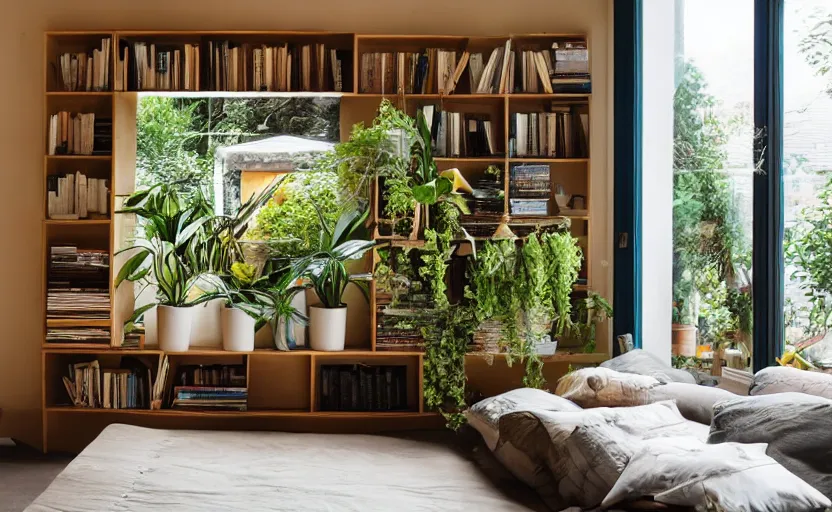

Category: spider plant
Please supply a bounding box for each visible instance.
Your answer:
[293,205,375,309]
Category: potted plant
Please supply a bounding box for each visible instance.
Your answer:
[294,206,375,351]
[219,262,267,352]
[572,292,614,354]
[253,268,310,351]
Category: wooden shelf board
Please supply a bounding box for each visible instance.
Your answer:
[43,347,159,355]
[510,214,590,221]
[46,319,111,328]
[434,157,505,163]
[131,90,348,98]
[347,93,590,100]
[46,91,113,96]
[573,284,590,292]
[45,219,111,226]
[162,348,423,357]
[508,158,589,163]
[44,406,436,419]
[466,351,607,363]
[45,155,112,161]
[508,93,591,99]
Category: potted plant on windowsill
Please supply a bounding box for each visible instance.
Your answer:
[294,206,375,351]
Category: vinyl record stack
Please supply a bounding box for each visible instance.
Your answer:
[509,164,550,216]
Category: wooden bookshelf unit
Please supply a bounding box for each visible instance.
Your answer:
[42,31,605,453]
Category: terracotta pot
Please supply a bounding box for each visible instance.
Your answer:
[671,324,697,357]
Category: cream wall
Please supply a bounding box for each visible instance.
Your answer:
[0,0,613,449]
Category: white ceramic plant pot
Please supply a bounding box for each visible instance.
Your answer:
[189,298,224,348]
[309,305,347,351]
[156,305,193,352]
[221,307,256,352]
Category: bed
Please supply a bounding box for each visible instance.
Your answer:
[26,424,546,511]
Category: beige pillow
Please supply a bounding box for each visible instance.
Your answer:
[496,401,696,510]
[603,437,831,511]
[555,367,659,408]
[465,387,581,450]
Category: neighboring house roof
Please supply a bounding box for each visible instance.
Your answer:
[215,135,335,171]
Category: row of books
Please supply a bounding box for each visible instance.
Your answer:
[174,364,246,387]
[46,327,110,345]
[47,172,109,220]
[118,40,348,92]
[47,112,112,156]
[62,359,152,409]
[319,364,409,411]
[56,37,111,92]
[419,105,497,158]
[375,302,430,353]
[47,246,110,320]
[357,39,589,95]
[509,107,589,158]
[359,49,459,94]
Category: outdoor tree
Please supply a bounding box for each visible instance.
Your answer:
[673,61,750,349]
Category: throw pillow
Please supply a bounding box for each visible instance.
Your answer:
[496,401,696,510]
[555,367,659,408]
[709,392,832,499]
[751,366,832,400]
[601,349,697,384]
[465,387,580,450]
[602,437,831,511]
[648,382,736,425]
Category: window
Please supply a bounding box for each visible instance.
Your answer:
[783,1,832,363]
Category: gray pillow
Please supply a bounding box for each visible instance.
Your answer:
[496,401,697,510]
[751,366,832,399]
[708,392,832,499]
[465,387,580,450]
[648,382,737,425]
[603,437,831,511]
[601,349,697,384]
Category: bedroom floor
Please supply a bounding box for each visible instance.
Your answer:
[0,439,72,512]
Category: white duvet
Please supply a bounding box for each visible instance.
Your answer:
[27,424,536,512]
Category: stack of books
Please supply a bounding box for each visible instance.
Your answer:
[360,49,458,94]
[57,37,111,91]
[469,167,505,216]
[47,172,109,220]
[171,387,247,411]
[552,41,590,94]
[510,105,589,158]
[510,164,550,216]
[47,246,110,320]
[319,364,408,412]
[118,41,201,91]
[62,358,152,409]
[168,363,247,411]
[47,113,111,156]
[46,327,110,345]
[419,105,496,157]
[375,302,431,352]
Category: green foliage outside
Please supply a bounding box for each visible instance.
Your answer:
[672,61,752,350]
[784,12,832,339]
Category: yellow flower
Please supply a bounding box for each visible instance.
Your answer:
[231,262,256,286]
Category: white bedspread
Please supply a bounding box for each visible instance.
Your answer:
[27,424,536,511]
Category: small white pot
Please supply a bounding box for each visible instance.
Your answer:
[221,307,256,352]
[156,305,193,352]
[308,305,347,351]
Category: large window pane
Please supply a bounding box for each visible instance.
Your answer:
[783,1,832,367]
[671,0,754,373]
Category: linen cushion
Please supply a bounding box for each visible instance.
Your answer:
[603,437,831,511]
[496,401,696,510]
[648,382,737,425]
[601,348,697,384]
[555,367,659,408]
[708,392,832,499]
[465,387,580,450]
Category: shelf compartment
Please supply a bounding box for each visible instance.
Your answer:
[247,354,311,411]
[45,33,115,92]
[313,354,421,413]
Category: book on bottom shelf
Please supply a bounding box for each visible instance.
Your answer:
[319,364,408,412]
